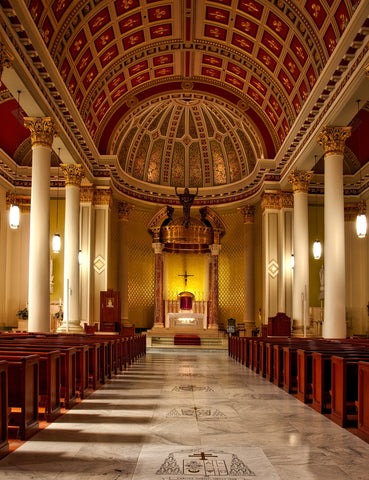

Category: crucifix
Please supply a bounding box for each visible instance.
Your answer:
[178,270,194,288]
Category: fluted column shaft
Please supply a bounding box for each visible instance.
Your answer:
[208,244,221,328]
[118,202,134,324]
[58,164,84,332]
[289,171,313,334]
[239,206,255,334]
[25,117,57,332]
[153,243,164,327]
[318,126,351,338]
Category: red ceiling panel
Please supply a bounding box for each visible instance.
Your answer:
[129,60,148,76]
[234,15,258,37]
[119,13,142,34]
[257,48,276,71]
[131,72,150,87]
[108,73,125,91]
[100,45,119,67]
[115,0,139,16]
[292,94,301,114]
[89,7,111,35]
[206,7,230,24]
[247,87,263,105]
[150,24,172,39]
[208,0,232,5]
[70,30,87,60]
[226,74,244,89]
[68,75,77,95]
[75,90,83,108]
[278,69,293,94]
[324,25,337,55]
[77,48,92,75]
[284,53,300,81]
[60,58,71,81]
[266,105,278,126]
[262,31,282,57]
[269,95,282,115]
[123,31,145,49]
[29,0,43,24]
[250,76,267,96]
[307,65,317,88]
[153,54,173,66]
[148,5,171,21]
[155,66,174,77]
[305,0,327,29]
[290,35,308,66]
[335,1,349,33]
[227,62,246,79]
[95,27,115,52]
[112,85,128,102]
[83,65,98,89]
[299,80,308,100]
[237,0,263,20]
[97,101,110,121]
[41,16,54,46]
[232,33,254,53]
[266,12,289,40]
[202,67,221,79]
[205,24,227,40]
[202,55,222,67]
[93,91,107,112]
[52,0,73,21]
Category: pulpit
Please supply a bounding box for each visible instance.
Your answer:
[100,289,121,332]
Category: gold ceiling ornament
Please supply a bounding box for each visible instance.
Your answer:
[288,170,314,194]
[24,117,58,148]
[93,187,113,208]
[118,201,134,221]
[60,164,84,187]
[80,185,95,203]
[238,205,255,224]
[317,126,351,157]
[0,41,13,85]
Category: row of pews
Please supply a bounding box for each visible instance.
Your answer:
[229,335,369,440]
[0,331,146,459]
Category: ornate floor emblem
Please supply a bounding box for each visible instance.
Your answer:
[172,385,214,392]
[167,406,226,418]
[156,450,255,477]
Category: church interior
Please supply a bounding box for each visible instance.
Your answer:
[0,0,369,478]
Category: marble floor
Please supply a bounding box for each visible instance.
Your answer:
[0,349,368,479]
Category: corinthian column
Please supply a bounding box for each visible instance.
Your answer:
[24,117,57,332]
[289,170,313,334]
[118,201,134,325]
[238,206,255,335]
[152,243,164,327]
[58,164,84,333]
[318,126,351,338]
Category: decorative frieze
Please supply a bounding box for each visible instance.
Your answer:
[118,201,134,221]
[24,117,58,148]
[317,126,351,156]
[238,205,255,224]
[6,193,31,213]
[0,41,13,85]
[80,185,95,203]
[288,170,314,194]
[93,187,113,208]
[261,191,293,212]
[344,202,366,222]
[61,164,84,187]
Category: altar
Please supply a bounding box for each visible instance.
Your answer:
[166,312,207,329]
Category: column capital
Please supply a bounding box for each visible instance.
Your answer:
[209,244,221,256]
[61,164,84,187]
[80,185,95,203]
[317,126,351,156]
[118,201,134,221]
[152,242,164,254]
[238,205,255,224]
[288,170,314,194]
[93,187,113,208]
[0,41,13,85]
[261,191,293,212]
[24,117,58,148]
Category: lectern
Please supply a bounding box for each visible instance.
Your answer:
[100,289,121,332]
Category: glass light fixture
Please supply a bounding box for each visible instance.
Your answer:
[355,100,366,239]
[9,90,21,229]
[9,203,20,229]
[290,253,294,269]
[52,149,61,253]
[78,249,83,265]
[313,239,322,260]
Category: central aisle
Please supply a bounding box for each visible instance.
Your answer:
[0,350,368,479]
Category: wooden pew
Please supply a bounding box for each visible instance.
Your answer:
[0,354,39,440]
[0,361,8,458]
[331,354,369,427]
[358,361,369,438]
[0,349,61,422]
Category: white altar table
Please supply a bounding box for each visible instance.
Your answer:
[166,312,207,329]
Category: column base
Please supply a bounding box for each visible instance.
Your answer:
[207,324,219,330]
[57,321,84,333]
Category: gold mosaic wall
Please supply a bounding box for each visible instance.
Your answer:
[165,253,209,301]
[127,206,156,328]
[218,210,245,327]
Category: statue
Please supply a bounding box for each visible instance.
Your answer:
[175,187,198,228]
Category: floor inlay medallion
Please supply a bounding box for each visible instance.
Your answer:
[133,446,280,479]
[167,406,226,418]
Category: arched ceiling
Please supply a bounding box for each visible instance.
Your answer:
[0,0,368,205]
